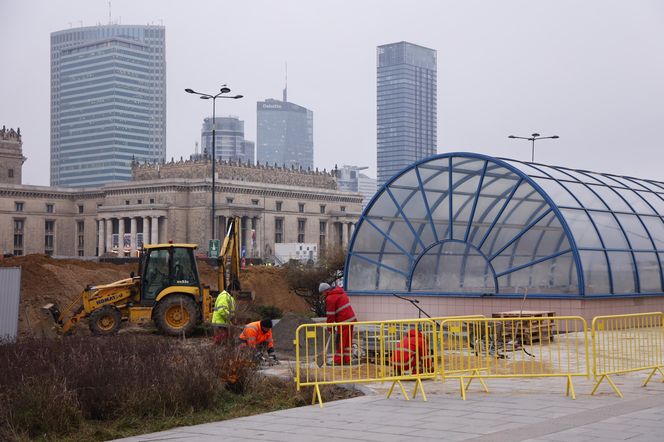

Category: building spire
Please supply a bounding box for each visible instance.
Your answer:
[283,61,288,102]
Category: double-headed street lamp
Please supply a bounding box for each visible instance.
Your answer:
[508,133,559,163]
[185,86,243,241]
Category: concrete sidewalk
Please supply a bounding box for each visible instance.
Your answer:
[115,374,664,442]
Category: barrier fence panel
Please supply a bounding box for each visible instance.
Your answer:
[440,316,589,400]
[294,318,437,406]
[591,312,664,398]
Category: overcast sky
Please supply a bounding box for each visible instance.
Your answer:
[1,0,663,186]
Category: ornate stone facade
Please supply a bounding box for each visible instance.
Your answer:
[0,158,362,258]
[132,158,338,189]
[0,126,26,185]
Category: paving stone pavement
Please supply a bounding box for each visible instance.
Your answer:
[115,373,664,442]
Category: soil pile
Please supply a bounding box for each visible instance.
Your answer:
[1,255,309,339]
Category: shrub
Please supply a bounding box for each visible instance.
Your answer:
[253,304,283,320]
[0,336,258,440]
[283,246,346,316]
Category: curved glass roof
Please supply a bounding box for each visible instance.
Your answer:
[345,152,664,298]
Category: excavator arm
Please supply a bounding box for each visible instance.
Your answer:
[218,217,242,293]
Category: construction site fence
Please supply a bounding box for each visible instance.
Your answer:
[293,312,664,407]
[439,316,588,399]
[591,312,664,398]
[294,317,482,406]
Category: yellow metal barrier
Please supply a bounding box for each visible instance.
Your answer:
[591,312,664,398]
[440,316,589,400]
[294,318,438,407]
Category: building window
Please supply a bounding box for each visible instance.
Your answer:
[45,220,55,256]
[125,200,130,205]
[78,204,84,214]
[298,203,305,213]
[8,169,14,178]
[340,205,346,212]
[274,218,283,243]
[137,199,142,204]
[319,221,327,252]
[15,202,23,212]
[297,219,306,243]
[252,199,259,205]
[276,201,282,212]
[226,197,234,204]
[77,221,85,256]
[150,198,155,204]
[13,219,24,256]
[46,204,54,213]
[320,204,326,214]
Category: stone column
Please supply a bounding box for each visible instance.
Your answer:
[143,216,150,245]
[162,217,168,243]
[151,216,159,244]
[130,217,137,255]
[97,218,105,256]
[106,218,113,252]
[341,221,348,248]
[118,217,125,255]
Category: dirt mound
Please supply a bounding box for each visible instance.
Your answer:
[272,312,314,356]
[1,255,309,339]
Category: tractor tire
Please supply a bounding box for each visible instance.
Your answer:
[153,294,199,336]
[89,306,122,335]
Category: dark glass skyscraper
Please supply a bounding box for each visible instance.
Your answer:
[50,25,166,187]
[256,95,313,170]
[201,116,254,164]
[377,41,437,186]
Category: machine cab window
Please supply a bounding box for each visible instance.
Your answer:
[172,247,199,286]
[142,249,170,305]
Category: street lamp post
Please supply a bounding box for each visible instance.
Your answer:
[508,133,559,162]
[185,86,243,241]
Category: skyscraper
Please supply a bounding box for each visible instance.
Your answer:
[257,89,313,170]
[201,116,254,164]
[376,41,437,186]
[50,25,166,187]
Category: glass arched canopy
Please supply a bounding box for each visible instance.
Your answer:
[345,153,664,298]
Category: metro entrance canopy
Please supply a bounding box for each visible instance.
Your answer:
[345,153,664,298]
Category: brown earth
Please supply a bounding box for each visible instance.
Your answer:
[0,254,310,339]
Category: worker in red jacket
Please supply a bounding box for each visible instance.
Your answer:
[319,282,357,365]
[391,328,432,374]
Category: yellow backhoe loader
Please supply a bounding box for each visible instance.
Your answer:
[43,217,247,336]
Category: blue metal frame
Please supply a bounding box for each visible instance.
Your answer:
[407,239,499,293]
[344,152,664,299]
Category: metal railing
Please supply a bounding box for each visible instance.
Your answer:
[591,312,664,398]
[294,318,438,407]
[439,316,589,399]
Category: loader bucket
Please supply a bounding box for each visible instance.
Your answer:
[38,303,63,339]
[42,303,63,325]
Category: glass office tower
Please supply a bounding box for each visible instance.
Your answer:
[376,41,437,186]
[201,116,255,164]
[50,25,166,187]
[256,97,313,170]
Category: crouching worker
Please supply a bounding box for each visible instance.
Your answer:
[238,318,278,363]
[211,289,236,345]
[391,328,432,375]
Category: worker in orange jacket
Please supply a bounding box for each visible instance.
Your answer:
[239,319,277,362]
[391,328,432,374]
[320,282,357,365]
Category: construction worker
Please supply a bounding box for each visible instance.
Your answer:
[319,282,357,365]
[391,328,432,375]
[211,289,236,345]
[238,318,277,362]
